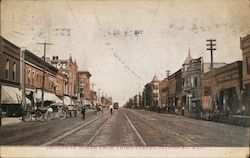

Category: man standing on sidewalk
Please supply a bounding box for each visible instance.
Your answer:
[81,105,86,121]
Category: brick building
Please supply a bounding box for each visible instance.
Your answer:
[0,37,22,116]
[201,61,243,115]
[240,34,250,115]
[77,71,91,104]
[182,55,202,113]
[24,50,64,106]
[47,55,78,101]
[160,77,168,108]
[143,83,153,109]
[143,75,161,111]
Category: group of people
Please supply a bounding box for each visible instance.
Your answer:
[81,104,115,121]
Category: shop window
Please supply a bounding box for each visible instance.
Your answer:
[5,59,9,79]
[13,62,16,81]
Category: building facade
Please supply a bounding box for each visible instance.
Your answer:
[182,55,202,112]
[0,37,22,116]
[201,61,243,116]
[143,75,161,111]
[47,55,78,100]
[77,71,91,104]
[240,34,250,115]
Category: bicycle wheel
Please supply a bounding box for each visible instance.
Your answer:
[44,111,53,121]
[35,111,43,121]
[58,110,66,120]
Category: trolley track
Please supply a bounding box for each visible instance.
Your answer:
[124,109,199,146]
[41,112,109,146]
[131,110,249,146]
[86,109,146,147]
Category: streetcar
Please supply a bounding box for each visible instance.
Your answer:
[113,102,119,109]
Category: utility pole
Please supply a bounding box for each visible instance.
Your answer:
[206,39,216,73]
[206,39,216,112]
[166,70,170,78]
[37,42,53,107]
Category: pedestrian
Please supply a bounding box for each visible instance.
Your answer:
[181,106,185,116]
[99,106,103,114]
[109,104,113,115]
[96,104,100,115]
[81,105,86,121]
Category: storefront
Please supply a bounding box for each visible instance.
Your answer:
[1,85,31,116]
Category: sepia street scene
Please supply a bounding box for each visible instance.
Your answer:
[0,0,249,154]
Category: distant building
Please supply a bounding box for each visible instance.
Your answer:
[90,90,97,103]
[160,77,168,108]
[182,52,198,112]
[46,55,78,101]
[143,83,153,109]
[77,71,91,104]
[167,69,182,112]
[143,75,161,111]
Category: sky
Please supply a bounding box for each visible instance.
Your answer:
[1,0,250,105]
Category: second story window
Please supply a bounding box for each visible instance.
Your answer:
[28,68,31,84]
[5,59,9,79]
[13,62,16,81]
[194,76,198,88]
[32,71,35,85]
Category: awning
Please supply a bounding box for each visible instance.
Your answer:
[1,85,31,104]
[35,89,62,103]
[63,96,73,105]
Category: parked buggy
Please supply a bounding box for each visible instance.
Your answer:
[65,105,77,118]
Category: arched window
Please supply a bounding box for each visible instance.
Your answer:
[32,70,35,85]
[28,68,31,84]
[5,59,9,79]
[13,62,16,81]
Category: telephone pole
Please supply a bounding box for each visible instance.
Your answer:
[166,70,170,78]
[206,39,216,112]
[206,39,216,73]
[37,42,53,107]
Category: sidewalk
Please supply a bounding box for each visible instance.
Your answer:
[1,117,23,126]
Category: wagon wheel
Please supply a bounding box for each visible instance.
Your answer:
[44,111,53,121]
[23,112,32,122]
[35,111,43,121]
[58,110,66,120]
